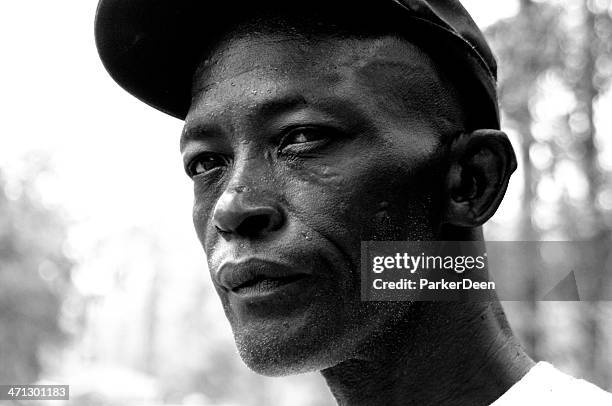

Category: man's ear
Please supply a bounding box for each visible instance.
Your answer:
[443,129,518,227]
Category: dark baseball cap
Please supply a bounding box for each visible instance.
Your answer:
[95,0,500,130]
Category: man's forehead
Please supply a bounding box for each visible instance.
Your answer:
[191,31,443,102]
[182,28,463,143]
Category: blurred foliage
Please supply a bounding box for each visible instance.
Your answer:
[0,157,73,383]
[486,0,612,390]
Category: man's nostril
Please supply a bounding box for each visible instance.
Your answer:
[215,225,229,234]
[236,214,275,237]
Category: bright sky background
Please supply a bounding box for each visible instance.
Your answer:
[0,0,520,293]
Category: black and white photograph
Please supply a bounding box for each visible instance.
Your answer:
[2,0,612,405]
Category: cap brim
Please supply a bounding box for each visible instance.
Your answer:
[95,0,209,119]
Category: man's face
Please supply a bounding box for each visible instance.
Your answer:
[180,28,464,375]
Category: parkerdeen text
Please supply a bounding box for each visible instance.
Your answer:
[372,278,496,291]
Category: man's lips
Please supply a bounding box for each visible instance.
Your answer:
[217,258,310,294]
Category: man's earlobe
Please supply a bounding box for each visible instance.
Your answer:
[443,129,518,227]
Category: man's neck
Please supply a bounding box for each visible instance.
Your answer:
[321,300,534,406]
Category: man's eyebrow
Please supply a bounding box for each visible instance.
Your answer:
[255,93,309,118]
[181,94,310,145]
[181,122,221,147]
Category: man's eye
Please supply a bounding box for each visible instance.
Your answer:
[283,128,326,145]
[279,127,333,155]
[187,154,228,178]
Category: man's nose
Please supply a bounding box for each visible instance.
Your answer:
[212,188,284,238]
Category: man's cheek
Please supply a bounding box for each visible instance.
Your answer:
[291,165,430,245]
[192,191,218,251]
[285,169,385,259]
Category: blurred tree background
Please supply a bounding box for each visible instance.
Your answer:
[1,0,612,405]
[0,157,73,384]
[485,0,612,390]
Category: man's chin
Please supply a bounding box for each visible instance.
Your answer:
[230,315,350,377]
[237,345,323,377]
[231,301,418,377]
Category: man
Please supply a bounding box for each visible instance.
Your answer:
[95,0,612,404]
